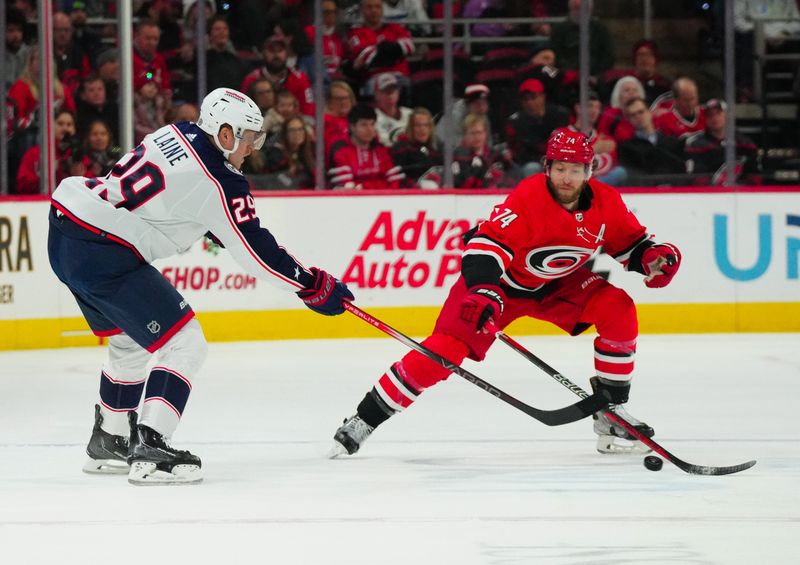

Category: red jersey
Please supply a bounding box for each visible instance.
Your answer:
[346,23,414,78]
[241,67,315,118]
[133,49,172,93]
[328,138,403,190]
[464,173,649,293]
[6,80,76,134]
[305,25,344,77]
[651,95,705,139]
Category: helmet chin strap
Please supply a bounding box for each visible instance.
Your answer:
[213,132,240,160]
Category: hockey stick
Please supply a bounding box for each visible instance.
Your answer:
[485,322,757,476]
[343,302,607,426]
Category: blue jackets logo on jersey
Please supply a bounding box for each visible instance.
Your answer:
[147,321,161,334]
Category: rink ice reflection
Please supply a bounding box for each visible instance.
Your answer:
[0,334,797,564]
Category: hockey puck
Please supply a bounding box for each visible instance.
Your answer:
[643,455,663,471]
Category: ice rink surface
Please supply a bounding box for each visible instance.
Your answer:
[0,333,797,565]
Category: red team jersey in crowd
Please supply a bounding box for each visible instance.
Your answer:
[651,95,706,138]
[305,25,345,77]
[240,67,316,118]
[464,173,650,293]
[328,139,403,190]
[346,23,415,78]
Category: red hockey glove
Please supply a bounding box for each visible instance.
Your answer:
[460,285,505,332]
[297,267,354,316]
[642,243,681,288]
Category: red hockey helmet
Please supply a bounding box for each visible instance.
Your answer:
[545,128,594,166]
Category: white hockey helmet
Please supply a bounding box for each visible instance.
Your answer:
[197,88,266,159]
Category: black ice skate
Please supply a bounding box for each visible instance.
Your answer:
[329,414,374,458]
[590,376,654,455]
[127,413,202,485]
[83,404,133,474]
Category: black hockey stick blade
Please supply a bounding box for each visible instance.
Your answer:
[488,324,757,476]
[344,302,607,426]
[602,409,757,476]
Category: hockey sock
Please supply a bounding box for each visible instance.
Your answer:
[140,319,207,437]
[99,334,150,436]
[581,286,638,382]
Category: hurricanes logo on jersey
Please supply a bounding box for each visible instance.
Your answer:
[525,246,594,279]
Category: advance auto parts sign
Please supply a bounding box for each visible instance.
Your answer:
[341,210,479,291]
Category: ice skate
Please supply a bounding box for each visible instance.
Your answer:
[329,414,374,458]
[83,404,133,474]
[127,413,202,485]
[590,377,654,454]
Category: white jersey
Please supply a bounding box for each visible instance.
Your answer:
[51,122,312,292]
[375,106,413,147]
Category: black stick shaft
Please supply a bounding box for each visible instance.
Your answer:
[344,302,605,426]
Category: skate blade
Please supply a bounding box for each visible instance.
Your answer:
[327,441,349,459]
[83,458,129,475]
[128,461,203,485]
[596,435,653,455]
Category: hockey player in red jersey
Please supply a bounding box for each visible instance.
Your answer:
[330,127,681,457]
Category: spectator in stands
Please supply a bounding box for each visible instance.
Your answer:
[305,1,346,80]
[66,1,103,66]
[241,37,315,119]
[383,0,431,36]
[247,116,316,189]
[5,8,31,88]
[264,90,301,143]
[373,73,413,146]
[10,0,37,40]
[631,40,671,105]
[570,93,627,186]
[597,76,642,143]
[517,44,576,108]
[75,74,119,142]
[685,99,759,184]
[505,78,570,177]
[653,76,706,139]
[346,0,415,95]
[328,104,403,189]
[136,0,182,55]
[15,109,81,194]
[550,0,614,78]
[205,16,249,93]
[53,11,91,96]
[182,0,216,45]
[734,0,800,102]
[171,102,199,122]
[324,80,356,158]
[96,48,120,102]
[247,78,277,116]
[133,71,167,144]
[6,47,76,162]
[80,118,121,178]
[133,19,172,101]
[436,83,494,147]
[391,108,443,188]
[617,97,686,180]
[273,19,319,85]
[453,114,511,188]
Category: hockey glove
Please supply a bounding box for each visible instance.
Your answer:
[460,285,505,332]
[297,267,354,316]
[642,243,681,288]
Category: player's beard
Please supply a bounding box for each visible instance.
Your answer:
[547,179,585,208]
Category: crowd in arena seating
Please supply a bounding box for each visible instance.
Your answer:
[3,0,778,193]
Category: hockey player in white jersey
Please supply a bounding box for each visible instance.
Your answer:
[48,88,354,485]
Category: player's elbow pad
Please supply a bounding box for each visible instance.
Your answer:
[461,254,503,288]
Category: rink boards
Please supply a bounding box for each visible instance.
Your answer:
[2,187,799,349]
